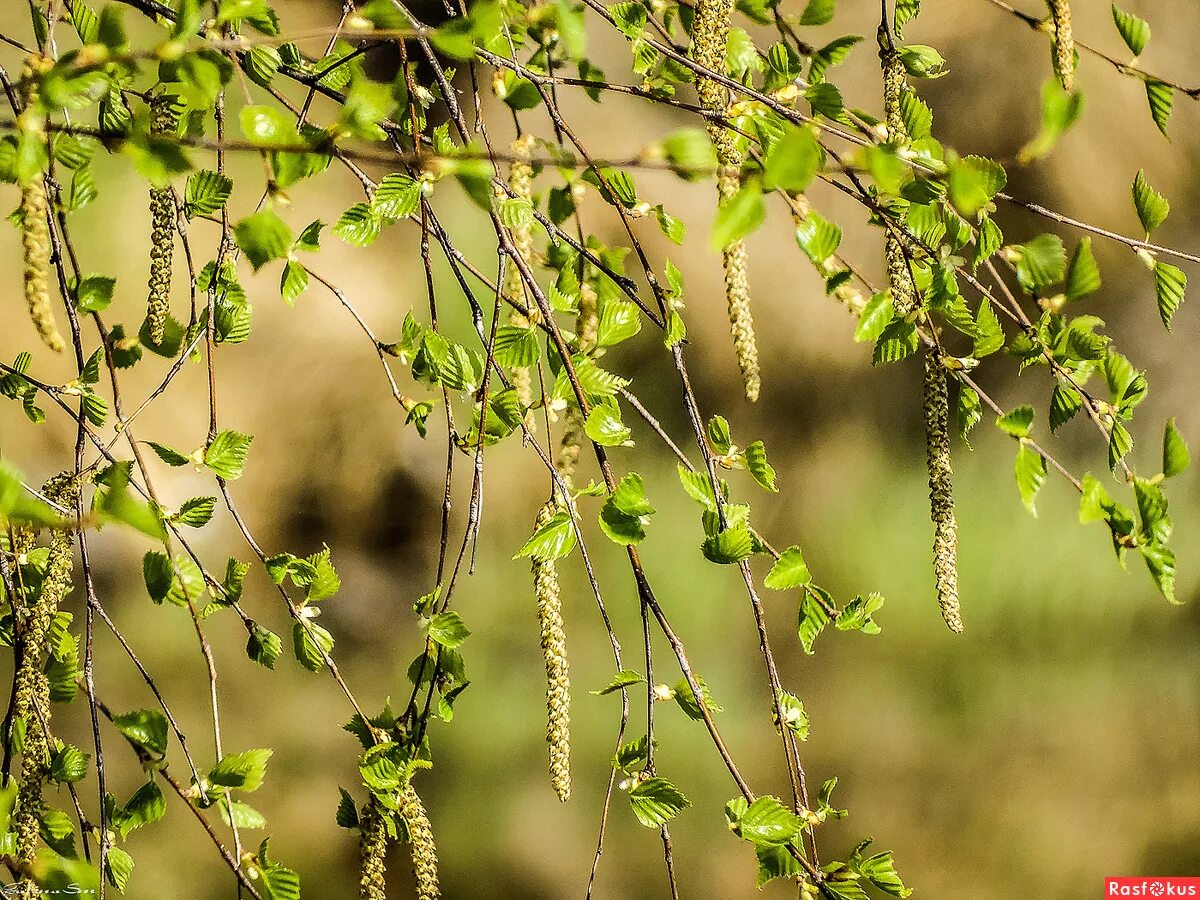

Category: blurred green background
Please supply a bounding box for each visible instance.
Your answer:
[1,0,1198,897]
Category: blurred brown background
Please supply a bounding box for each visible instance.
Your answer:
[1,0,1198,897]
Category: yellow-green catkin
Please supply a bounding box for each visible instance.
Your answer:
[502,135,539,417]
[531,498,572,802]
[147,94,178,345]
[358,801,388,900]
[398,781,439,900]
[880,41,962,633]
[1047,0,1075,92]
[18,61,63,355]
[691,0,759,402]
[12,476,78,888]
[923,352,962,632]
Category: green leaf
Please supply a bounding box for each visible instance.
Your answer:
[707,416,732,455]
[1049,383,1082,432]
[765,546,811,590]
[1111,4,1150,56]
[247,624,282,669]
[702,526,755,564]
[996,404,1035,439]
[1132,170,1169,234]
[184,169,232,218]
[76,274,115,313]
[427,611,471,649]
[796,588,835,652]
[117,779,166,838]
[1014,442,1046,514]
[1141,543,1177,604]
[584,401,632,447]
[1009,234,1066,293]
[898,44,948,78]
[333,203,382,247]
[947,155,1005,219]
[599,473,654,545]
[660,128,717,181]
[1162,418,1190,478]
[1145,80,1173,136]
[210,748,272,792]
[240,105,301,146]
[49,744,90,783]
[776,690,810,740]
[112,709,168,757]
[1064,237,1101,300]
[711,182,765,250]
[762,125,820,193]
[744,441,777,491]
[836,592,884,634]
[1154,261,1186,330]
[972,299,1004,357]
[794,210,841,265]
[672,675,723,721]
[628,777,690,828]
[175,496,216,528]
[732,796,803,846]
[514,509,576,561]
[1019,79,1084,162]
[797,0,835,26]
[234,211,292,271]
[854,293,894,343]
[204,430,252,480]
[373,173,422,220]
[105,845,134,892]
[591,669,645,695]
[1109,420,1134,471]
[293,621,334,672]
[872,320,917,365]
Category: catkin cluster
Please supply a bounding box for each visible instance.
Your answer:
[879,40,962,632]
[1047,0,1076,91]
[11,476,78,889]
[146,93,179,344]
[691,0,760,402]
[358,801,389,900]
[398,781,440,900]
[19,60,64,354]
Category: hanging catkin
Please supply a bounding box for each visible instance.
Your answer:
[398,780,440,900]
[503,135,539,417]
[18,61,64,354]
[146,93,179,345]
[691,0,760,402]
[879,36,962,633]
[1047,0,1076,91]
[358,801,388,900]
[923,353,962,632]
[524,275,595,802]
[531,499,571,802]
[11,475,77,891]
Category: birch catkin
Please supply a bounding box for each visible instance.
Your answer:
[12,476,78,891]
[531,499,572,802]
[398,781,440,900]
[879,38,962,633]
[1047,0,1075,92]
[358,802,388,900]
[503,135,539,415]
[146,93,179,345]
[691,0,760,402]
[18,61,64,354]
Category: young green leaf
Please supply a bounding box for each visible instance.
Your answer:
[1162,418,1190,478]
[628,777,690,828]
